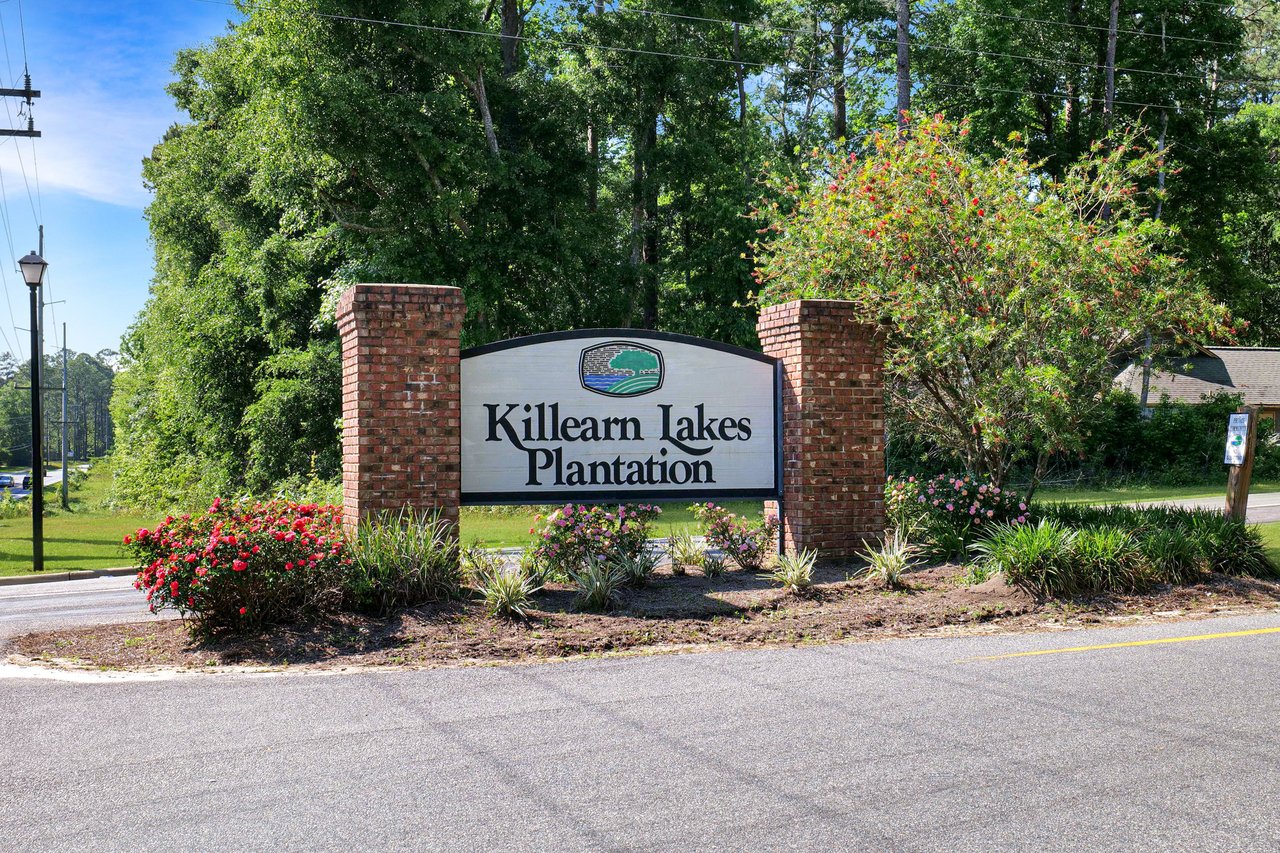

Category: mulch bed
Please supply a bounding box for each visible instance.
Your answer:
[7,563,1280,672]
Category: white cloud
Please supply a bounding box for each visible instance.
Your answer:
[0,83,176,209]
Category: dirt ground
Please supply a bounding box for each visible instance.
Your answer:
[8,562,1280,672]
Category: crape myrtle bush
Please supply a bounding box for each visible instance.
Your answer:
[126,498,348,635]
[691,502,780,571]
[530,504,662,580]
[886,474,1027,560]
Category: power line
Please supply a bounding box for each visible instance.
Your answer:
[193,0,806,71]
[957,8,1243,48]
[188,0,1266,115]
[610,4,1277,88]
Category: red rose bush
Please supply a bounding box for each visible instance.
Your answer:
[126,498,348,635]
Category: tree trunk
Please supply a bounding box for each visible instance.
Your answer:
[586,0,603,212]
[896,0,911,133]
[500,0,521,78]
[640,111,660,330]
[833,20,847,141]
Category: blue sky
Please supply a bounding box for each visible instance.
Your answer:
[0,0,240,359]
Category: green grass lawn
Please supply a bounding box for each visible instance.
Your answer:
[1260,522,1280,569]
[0,459,152,578]
[458,500,763,548]
[1037,481,1280,505]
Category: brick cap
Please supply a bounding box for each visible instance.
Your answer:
[344,282,464,297]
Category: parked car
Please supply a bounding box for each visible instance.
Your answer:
[21,475,30,489]
[0,475,13,489]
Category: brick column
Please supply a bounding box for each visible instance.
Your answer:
[758,300,885,558]
[336,284,464,531]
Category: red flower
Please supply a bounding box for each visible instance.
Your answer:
[232,559,248,572]
[123,534,132,545]
[169,581,180,595]
[239,607,247,615]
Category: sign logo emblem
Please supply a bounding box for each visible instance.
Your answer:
[580,341,664,397]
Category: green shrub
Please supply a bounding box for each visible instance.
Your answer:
[345,508,461,615]
[690,503,780,571]
[970,520,1079,596]
[0,492,28,519]
[530,503,663,580]
[1036,503,1277,581]
[1139,527,1207,585]
[886,474,1028,561]
[770,549,816,594]
[858,530,918,589]
[570,557,625,612]
[1069,526,1150,593]
[1187,512,1276,578]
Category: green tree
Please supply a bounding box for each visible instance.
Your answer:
[609,349,659,375]
[755,117,1228,490]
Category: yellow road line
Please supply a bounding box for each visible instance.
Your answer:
[957,626,1280,663]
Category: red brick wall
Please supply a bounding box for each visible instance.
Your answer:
[758,300,885,558]
[336,284,464,531]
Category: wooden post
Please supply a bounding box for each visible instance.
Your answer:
[1225,404,1260,522]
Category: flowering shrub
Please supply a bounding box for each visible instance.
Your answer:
[530,504,662,580]
[690,503,780,571]
[125,498,348,635]
[886,474,1027,561]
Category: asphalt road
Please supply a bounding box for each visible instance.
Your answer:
[1142,490,1280,524]
[0,576,173,639]
[4,612,1280,852]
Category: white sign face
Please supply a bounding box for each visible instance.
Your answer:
[461,331,778,503]
[1225,413,1250,466]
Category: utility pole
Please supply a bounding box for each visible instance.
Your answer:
[60,323,68,509]
[0,71,40,138]
[1104,0,1119,130]
[896,0,911,134]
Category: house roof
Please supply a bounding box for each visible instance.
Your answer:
[1115,347,1280,406]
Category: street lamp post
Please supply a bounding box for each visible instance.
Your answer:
[18,250,46,572]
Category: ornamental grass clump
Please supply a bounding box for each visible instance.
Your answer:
[970,519,1079,596]
[770,549,816,594]
[690,502,780,571]
[125,498,348,636]
[571,556,625,612]
[478,567,539,619]
[666,527,702,575]
[530,503,662,580]
[345,508,461,615]
[858,530,919,589]
[612,548,660,588]
[1069,526,1150,593]
[701,552,727,578]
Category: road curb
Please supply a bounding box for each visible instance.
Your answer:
[0,567,136,587]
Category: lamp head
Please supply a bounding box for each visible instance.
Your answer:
[17,251,46,287]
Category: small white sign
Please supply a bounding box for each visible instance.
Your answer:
[1224,413,1250,466]
[460,330,778,503]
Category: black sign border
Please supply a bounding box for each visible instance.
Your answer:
[461,328,782,506]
